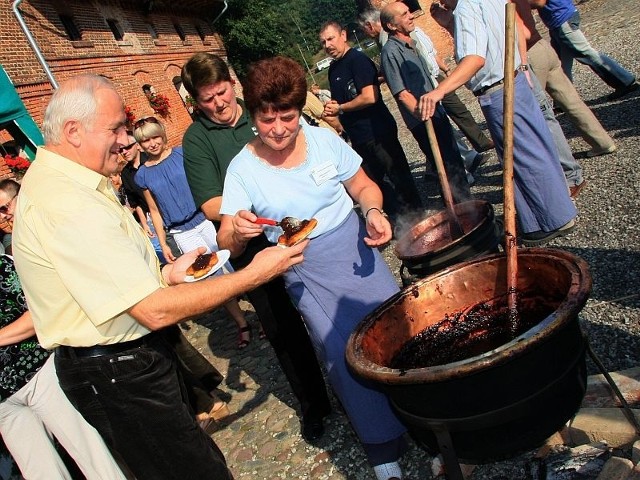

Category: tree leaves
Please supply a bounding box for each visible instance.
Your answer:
[218,0,358,79]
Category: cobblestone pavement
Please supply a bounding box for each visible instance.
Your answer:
[184,1,640,478]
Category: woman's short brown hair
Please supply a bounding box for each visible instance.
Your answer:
[242,57,307,116]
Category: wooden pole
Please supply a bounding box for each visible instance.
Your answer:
[425,119,464,239]
[503,2,519,321]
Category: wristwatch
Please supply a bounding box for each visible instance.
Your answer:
[338,104,344,115]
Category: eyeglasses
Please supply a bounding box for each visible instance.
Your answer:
[0,195,16,215]
[119,142,137,153]
[133,116,160,130]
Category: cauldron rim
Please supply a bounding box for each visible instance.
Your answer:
[346,248,592,384]
[394,200,493,261]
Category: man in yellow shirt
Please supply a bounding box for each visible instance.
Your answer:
[12,74,307,479]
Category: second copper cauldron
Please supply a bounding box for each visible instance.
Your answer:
[346,248,592,461]
[395,200,501,285]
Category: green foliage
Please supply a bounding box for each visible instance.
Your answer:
[218,0,359,80]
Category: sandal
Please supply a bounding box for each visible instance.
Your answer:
[237,325,251,349]
[258,323,267,340]
[209,401,231,421]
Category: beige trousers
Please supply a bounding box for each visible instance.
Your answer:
[0,355,128,480]
[528,38,614,150]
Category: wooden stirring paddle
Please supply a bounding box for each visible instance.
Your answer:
[503,2,519,327]
[425,119,464,239]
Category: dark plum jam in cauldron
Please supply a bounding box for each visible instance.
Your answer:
[390,295,557,370]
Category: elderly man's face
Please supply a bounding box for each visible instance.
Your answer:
[389,3,415,35]
[320,25,349,60]
[362,20,380,39]
[80,88,129,177]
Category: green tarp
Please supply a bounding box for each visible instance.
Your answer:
[0,64,43,160]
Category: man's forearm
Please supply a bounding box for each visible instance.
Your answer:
[0,311,35,346]
[435,55,485,97]
[130,269,262,331]
[397,90,420,119]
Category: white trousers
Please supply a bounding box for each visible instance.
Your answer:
[0,355,127,480]
[172,219,234,273]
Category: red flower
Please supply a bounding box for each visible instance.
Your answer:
[3,154,31,175]
[149,93,170,117]
[124,105,136,129]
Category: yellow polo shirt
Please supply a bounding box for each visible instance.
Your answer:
[13,148,165,349]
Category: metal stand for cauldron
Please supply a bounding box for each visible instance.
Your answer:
[392,337,640,480]
[391,333,587,480]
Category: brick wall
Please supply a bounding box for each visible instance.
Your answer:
[0,0,231,147]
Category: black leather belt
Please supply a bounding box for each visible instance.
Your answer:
[473,70,520,97]
[56,334,154,359]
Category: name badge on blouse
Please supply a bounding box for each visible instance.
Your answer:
[311,161,338,186]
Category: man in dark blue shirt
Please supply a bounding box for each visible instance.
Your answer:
[319,21,423,217]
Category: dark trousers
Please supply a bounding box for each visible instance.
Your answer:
[55,333,233,480]
[438,73,493,152]
[168,326,224,414]
[410,106,472,205]
[231,235,331,421]
[352,131,424,216]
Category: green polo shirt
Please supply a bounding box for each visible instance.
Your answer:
[183,99,257,208]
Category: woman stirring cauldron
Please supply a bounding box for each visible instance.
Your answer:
[217,56,408,480]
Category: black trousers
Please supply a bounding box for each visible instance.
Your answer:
[352,131,424,216]
[438,73,493,152]
[231,234,332,420]
[55,333,233,480]
[167,326,224,414]
[410,106,472,205]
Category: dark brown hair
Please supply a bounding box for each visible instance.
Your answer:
[181,52,232,100]
[242,57,307,116]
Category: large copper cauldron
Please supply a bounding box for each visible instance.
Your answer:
[346,249,591,461]
[395,200,501,286]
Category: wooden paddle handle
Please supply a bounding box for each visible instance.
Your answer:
[425,119,464,238]
[503,2,518,313]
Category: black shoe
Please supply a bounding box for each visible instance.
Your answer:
[469,153,488,174]
[477,140,495,153]
[301,415,325,443]
[520,219,576,247]
[607,81,639,101]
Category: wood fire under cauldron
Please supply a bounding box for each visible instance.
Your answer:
[346,248,592,463]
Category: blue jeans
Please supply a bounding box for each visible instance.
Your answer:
[549,11,635,89]
[55,333,233,480]
[146,214,167,264]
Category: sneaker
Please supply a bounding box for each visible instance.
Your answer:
[569,180,587,198]
[607,81,639,101]
[586,143,617,158]
[521,219,576,247]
